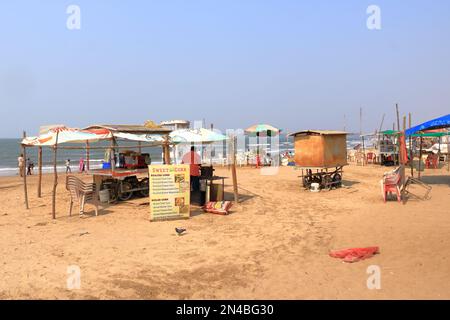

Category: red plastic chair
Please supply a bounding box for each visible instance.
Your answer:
[366,152,375,164]
[255,155,262,168]
[381,168,401,202]
[425,154,438,169]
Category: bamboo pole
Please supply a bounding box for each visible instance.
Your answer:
[231,135,239,203]
[110,137,116,172]
[438,137,441,166]
[418,136,423,180]
[447,137,450,172]
[400,116,406,187]
[395,104,401,166]
[86,140,90,171]
[362,136,366,166]
[409,113,413,177]
[37,146,42,197]
[52,131,60,219]
[22,131,29,209]
[163,136,171,165]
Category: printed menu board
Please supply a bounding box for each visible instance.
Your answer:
[149,164,190,221]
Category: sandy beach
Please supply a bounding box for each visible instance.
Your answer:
[0,164,449,299]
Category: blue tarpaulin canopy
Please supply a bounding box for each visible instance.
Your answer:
[405,114,450,136]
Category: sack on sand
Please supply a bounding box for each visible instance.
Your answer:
[329,247,379,263]
[203,201,233,215]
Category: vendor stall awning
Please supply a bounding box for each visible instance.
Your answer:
[170,128,228,144]
[405,114,450,136]
[113,132,166,144]
[21,127,112,146]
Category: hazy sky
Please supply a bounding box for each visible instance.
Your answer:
[1,0,449,138]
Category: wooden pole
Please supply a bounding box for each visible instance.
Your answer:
[231,135,239,203]
[52,131,60,219]
[110,137,116,172]
[396,103,400,131]
[400,116,406,187]
[163,137,171,165]
[409,113,413,177]
[138,141,142,154]
[438,137,441,166]
[86,140,90,171]
[447,136,450,172]
[22,131,29,209]
[362,135,366,166]
[418,136,423,180]
[37,146,42,197]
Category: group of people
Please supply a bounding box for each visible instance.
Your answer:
[17,154,34,177]
[17,154,87,177]
[65,158,86,174]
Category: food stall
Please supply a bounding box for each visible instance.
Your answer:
[170,128,229,204]
[83,124,172,204]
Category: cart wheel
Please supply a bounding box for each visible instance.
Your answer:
[139,178,149,197]
[312,175,322,185]
[332,173,342,188]
[302,176,312,189]
[323,175,332,190]
[109,188,118,203]
[118,181,133,201]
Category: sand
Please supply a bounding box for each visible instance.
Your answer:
[0,164,449,299]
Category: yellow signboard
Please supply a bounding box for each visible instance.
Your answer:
[149,164,190,221]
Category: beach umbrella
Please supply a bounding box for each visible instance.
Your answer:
[21,126,112,146]
[245,124,280,136]
[170,128,228,144]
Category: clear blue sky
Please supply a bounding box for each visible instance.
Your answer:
[1,0,449,138]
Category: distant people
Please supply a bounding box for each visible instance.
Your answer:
[264,153,272,166]
[66,159,72,173]
[26,158,34,175]
[18,154,25,177]
[79,157,85,173]
[182,146,201,191]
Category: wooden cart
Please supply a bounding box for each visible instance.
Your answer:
[289,130,348,191]
[299,166,344,190]
[88,168,149,203]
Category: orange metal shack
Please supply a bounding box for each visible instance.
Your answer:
[290,130,348,168]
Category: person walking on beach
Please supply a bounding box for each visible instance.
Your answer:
[26,158,34,175]
[79,157,85,173]
[182,146,201,191]
[66,159,72,173]
[18,154,25,177]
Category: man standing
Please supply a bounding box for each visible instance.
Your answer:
[182,146,201,191]
[18,154,25,177]
[66,159,72,173]
[26,158,34,175]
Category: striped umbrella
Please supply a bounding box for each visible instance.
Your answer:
[245,124,279,136]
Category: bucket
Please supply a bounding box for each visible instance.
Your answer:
[99,189,110,203]
[310,183,320,192]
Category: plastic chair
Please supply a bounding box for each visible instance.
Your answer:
[380,167,402,202]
